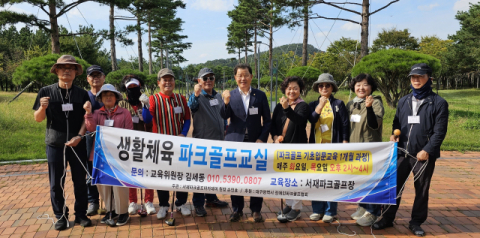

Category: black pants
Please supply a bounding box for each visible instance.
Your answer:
[192,193,219,208]
[382,155,436,226]
[86,134,99,204]
[47,144,88,219]
[157,190,188,207]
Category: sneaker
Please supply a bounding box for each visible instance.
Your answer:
[195,207,207,217]
[101,211,118,224]
[277,205,292,216]
[372,218,394,230]
[54,216,68,231]
[286,209,302,221]
[409,224,426,237]
[128,202,138,215]
[322,214,336,223]
[156,206,169,219]
[253,212,264,222]
[229,211,243,222]
[145,202,156,215]
[177,204,191,216]
[205,199,229,208]
[116,213,130,226]
[74,216,92,227]
[356,211,377,226]
[86,203,99,216]
[309,213,323,221]
[351,206,367,220]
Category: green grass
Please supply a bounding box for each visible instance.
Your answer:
[0,88,479,161]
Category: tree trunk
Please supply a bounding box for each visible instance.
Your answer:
[360,0,369,59]
[254,26,258,80]
[160,42,164,69]
[238,48,241,63]
[148,20,152,75]
[137,15,143,72]
[269,4,273,74]
[244,29,248,64]
[49,2,60,54]
[302,6,308,66]
[109,3,117,71]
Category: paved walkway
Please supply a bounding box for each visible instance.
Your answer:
[1,152,479,238]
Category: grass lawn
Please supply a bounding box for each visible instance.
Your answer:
[0,88,479,161]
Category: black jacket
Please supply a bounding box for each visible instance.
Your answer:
[308,95,350,144]
[270,101,310,144]
[393,92,448,159]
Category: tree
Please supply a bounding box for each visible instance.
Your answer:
[371,28,419,52]
[418,36,453,59]
[285,66,321,95]
[13,54,91,88]
[104,68,146,88]
[284,0,313,66]
[351,49,441,108]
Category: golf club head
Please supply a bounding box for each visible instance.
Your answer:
[138,208,148,217]
[165,217,175,226]
[277,214,288,223]
[105,219,116,227]
[97,208,107,215]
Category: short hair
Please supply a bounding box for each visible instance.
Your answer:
[120,74,144,92]
[349,73,377,92]
[97,91,119,102]
[234,63,252,76]
[280,76,305,95]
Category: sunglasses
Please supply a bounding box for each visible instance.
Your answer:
[202,76,215,81]
[318,84,331,89]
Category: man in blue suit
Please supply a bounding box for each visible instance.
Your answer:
[221,63,271,222]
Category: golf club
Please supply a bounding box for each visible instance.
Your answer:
[137,189,147,217]
[105,187,116,227]
[277,198,288,223]
[98,197,107,215]
[165,191,176,226]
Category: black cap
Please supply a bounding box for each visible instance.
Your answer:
[408,63,432,77]
[198,68,215,78]
[86,65,104,76]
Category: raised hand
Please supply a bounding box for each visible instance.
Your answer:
[40,97,50,110]
[222,90,231,105]
[194,83,203,97]
[83,101,92,114]
[280,96,289,109]
[365,95,374,108]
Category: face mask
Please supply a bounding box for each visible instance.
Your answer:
[411,79,433,100]
[126,87,141,105]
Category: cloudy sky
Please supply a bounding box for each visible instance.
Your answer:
[2,0,479,66]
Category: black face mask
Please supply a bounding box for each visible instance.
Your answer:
[126,87,141,105]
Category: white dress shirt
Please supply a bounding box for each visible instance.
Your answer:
[238,87,252,115]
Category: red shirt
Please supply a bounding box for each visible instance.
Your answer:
[149,92,190,135]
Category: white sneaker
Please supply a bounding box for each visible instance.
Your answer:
[145,202,156,215]
[322,214,336,223]
[356,211,377,227]
[128,202,138,215]
[177,204,191,216]
[351,206,367,220]
[156,206,169,219]
[309,213,323,221]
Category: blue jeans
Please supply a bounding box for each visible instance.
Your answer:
[312,201,337,216]
[360,203,381,216]
[192,193,219,208]
[86,134,99,204]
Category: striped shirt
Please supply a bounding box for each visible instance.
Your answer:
[149,92,191,135]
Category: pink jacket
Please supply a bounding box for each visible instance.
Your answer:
[85,106,134,161]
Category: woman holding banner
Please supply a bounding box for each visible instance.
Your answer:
[346,73,384,226]
[118,75,156,216]
[308,73,349,223]
[270,76,310,222]
[84,84,133,226]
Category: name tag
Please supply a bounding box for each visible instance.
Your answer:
[249,107,258,115]
[104,120,114,127]
[350,114,361,123]
[132,116,139,123]
[408,116,420,124]
[62,103,73,111]
[209,99,219,106]
[321,124,329,133]
[174,106,183,114]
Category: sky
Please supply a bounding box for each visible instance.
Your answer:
[2,0,480,67]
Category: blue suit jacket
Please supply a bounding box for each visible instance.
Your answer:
[221,88,271,142]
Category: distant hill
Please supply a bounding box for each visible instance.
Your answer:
[197,43,321,68]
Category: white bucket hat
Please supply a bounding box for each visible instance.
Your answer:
[95,84,123,102]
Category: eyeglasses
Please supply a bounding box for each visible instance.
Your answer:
[57,65,76,71]
[88,74,103,78]
[202,76,215,81]
[318,84,331,89]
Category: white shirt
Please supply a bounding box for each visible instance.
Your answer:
[238,87,252,115]
[412,97,425,116]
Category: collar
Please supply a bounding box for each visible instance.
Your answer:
[158,91,176,99]
[238,87,252,96]
[99,105,119,114]
[201,89,217,98]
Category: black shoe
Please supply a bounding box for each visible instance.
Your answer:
[253,212,264,223]
[55,216,69,231]
[372,218,394,230]
[74,216,92,227]
[101,211,118,224]
[195,207,207,217]
[229,211,243,222]
[409,224,425,237]
[116,213,130,226]
[206,199,229,208]
[277,205,292,216]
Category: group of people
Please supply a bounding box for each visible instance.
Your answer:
[34,55,448,237]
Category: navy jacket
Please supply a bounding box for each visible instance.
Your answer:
[393,92,448,159]
[221,88,272,142]
[308,95,350,144]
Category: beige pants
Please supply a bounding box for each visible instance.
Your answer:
[286,199,303,210]
[98,185,129,214]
